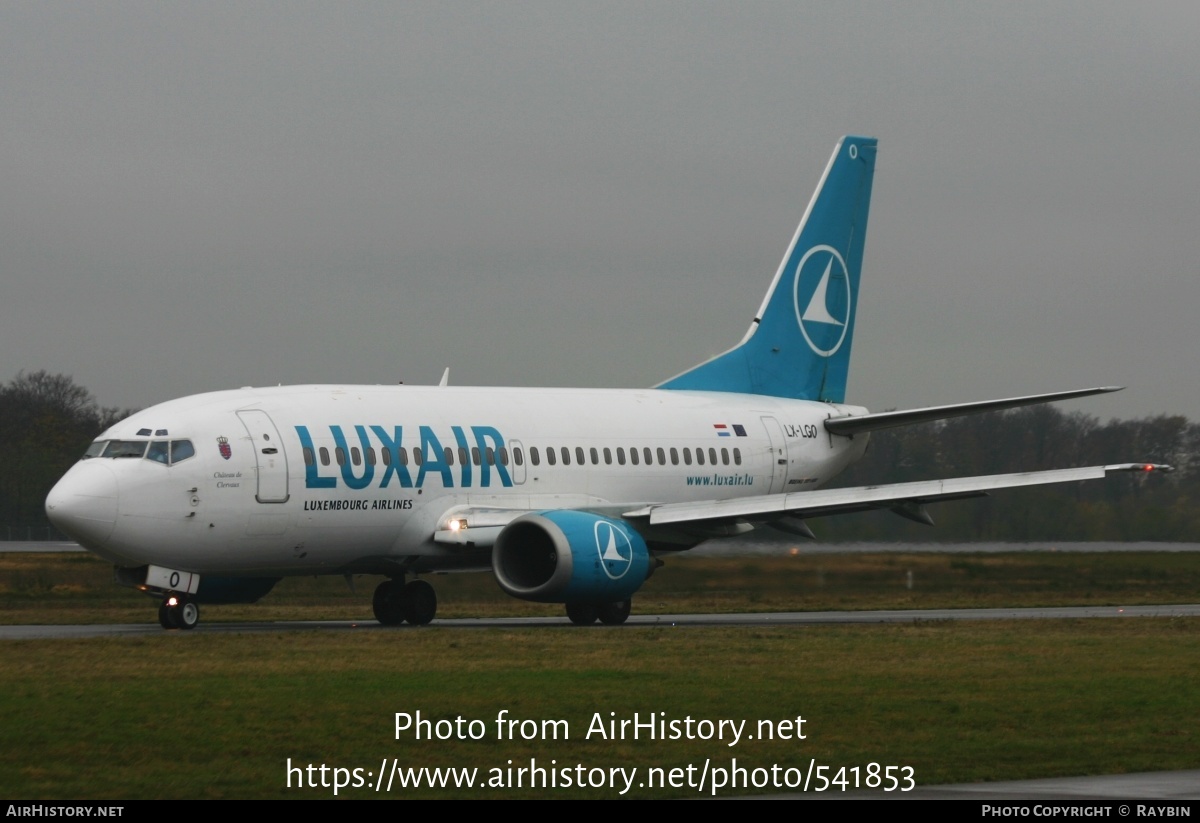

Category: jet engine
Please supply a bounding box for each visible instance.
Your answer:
[492,511,651,603]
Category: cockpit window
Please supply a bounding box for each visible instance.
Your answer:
[85,438,195,465]
[171,440,195,464]
[146,441,170,464]
[102,440,148,459]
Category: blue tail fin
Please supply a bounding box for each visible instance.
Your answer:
[658,136,877,402]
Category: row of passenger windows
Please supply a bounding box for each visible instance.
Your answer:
[303,444,511,469]
[529,445,742,468]
[302,444,743,469]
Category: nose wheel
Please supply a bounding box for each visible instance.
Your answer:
[158,596,199,630]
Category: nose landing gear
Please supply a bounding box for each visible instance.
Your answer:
[158,596,199,630]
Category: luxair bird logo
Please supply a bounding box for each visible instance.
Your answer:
[217,436,232,460]
[594,521,633,580]
[793,244,851,357]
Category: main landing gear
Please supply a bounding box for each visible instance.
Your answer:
[373,578,437,626]
[158,595,199,630]
[565,599,632,626]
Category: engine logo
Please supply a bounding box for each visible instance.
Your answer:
[594,521,633,580]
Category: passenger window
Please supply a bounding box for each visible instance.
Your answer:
[575,446,585,464]
[513,447,522,466]
[366,447,377,466]
[335,447,346,466]
[590,447,599,465]
[604,447,612,465]
[459,447,469,466]
[628,447,638,466]
[546,447,556,466]
[656,447,666,465]
[530,446,540,466]
[486,447,495,465]
[398,448,408,466]
[683,448,692,465]
[444,447,455,465]
[721,447,729,465]
[616,447,625,465]
[670,448,679,465]
[382,448,392,466]
[499,447,509,466]
[146,441,170,464]
[472,447,482,466]
[561,447,571,466]
[320,447,330,466]
[696,448,705,466]
[412,447,423,466]
[733,448,742,465]
[351,447,361,466]
[303,447,315,466]
[709,448,717,465]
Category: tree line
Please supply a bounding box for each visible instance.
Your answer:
[0,371,131,533]
[822,405,1198,541]
[1,372,1195,541]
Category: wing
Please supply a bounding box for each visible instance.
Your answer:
[431,463,1171,548]
[823,386,1122,436]
[622,463,1172,530]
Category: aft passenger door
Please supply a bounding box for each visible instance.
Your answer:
[760,416,789,495]
[237,410,290,503]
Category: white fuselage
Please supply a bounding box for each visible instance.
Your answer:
[48,385,868,577]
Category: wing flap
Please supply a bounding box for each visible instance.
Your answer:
[633,463,1170,526]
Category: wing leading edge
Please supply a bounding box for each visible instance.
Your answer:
[625,463,1172,527]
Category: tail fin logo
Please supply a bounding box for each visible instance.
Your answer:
[793,244,851,357]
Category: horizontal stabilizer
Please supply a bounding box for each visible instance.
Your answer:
[824,386,1123,436]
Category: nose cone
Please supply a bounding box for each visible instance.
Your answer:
[45,461,118,547]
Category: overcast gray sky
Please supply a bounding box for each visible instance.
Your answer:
[2,2,1197,421]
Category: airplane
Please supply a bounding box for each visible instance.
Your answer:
[44,135,1169,630]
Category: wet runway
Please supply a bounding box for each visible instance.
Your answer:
[795,770,1200,800]
[4,602,1200,640]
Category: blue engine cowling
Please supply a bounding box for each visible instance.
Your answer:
[492,511,652,603]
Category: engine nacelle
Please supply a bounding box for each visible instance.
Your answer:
[492,511,652,603]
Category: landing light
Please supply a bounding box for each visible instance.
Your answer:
[448,519,468,532]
